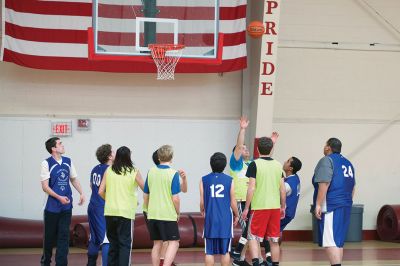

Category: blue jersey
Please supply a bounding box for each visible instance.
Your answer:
[313,153,355,212]
[45,156,73,212]
[285,174,300,219]
[89,164,109,208]
[202,172,233,238]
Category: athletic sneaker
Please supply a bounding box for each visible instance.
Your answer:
[232,259,251,266]
[230,250,241,261]
[262,256,272,266]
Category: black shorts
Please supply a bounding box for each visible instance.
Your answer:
[148,219,180,241]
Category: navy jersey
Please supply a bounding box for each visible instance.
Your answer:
[202,172,233,238]
[285,174,300,219]
[45,156,73,212]
[89,164,109,207]
[313,153,355,212]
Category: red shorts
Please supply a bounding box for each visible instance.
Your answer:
[248,209,280,240]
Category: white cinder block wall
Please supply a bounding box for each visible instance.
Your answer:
[1,0,400,231]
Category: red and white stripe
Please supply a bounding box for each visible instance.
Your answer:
[1,0,247,73]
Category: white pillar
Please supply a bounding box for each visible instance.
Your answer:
[252,0,282,157]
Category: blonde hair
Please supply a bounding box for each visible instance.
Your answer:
[157,145,174,162]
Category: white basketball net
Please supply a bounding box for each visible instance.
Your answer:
[149,44,185,80]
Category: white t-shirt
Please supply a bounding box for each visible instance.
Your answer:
[40,158,78,181]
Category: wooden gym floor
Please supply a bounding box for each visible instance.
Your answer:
[0,241,399,265]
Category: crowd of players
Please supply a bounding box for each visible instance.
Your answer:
[40,117,355,266]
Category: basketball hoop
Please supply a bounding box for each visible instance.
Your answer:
[148,44,185,80]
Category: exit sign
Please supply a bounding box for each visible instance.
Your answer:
[51,121,72,136]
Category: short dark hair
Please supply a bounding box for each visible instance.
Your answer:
[152,150,160,165]
[210,152,227,173]
[257,137,273,155]
[290,156,302,174]
[45,137,59,154]
[327,138,342,153]
[96,144,112,164]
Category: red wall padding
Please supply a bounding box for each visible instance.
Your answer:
[0,213,241,248]
[377,205,400,242]
[0,215,87,248]
[73,222,90,248]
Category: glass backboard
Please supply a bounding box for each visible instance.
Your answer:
[92,0,220,60]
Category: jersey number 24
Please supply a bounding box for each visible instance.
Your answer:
[342,165,354,178]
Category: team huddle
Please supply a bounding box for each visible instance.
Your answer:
[40,117,355,266]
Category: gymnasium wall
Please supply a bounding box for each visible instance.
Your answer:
[0,116,239,220]
[1,0,400,232]
[269,0,400,230]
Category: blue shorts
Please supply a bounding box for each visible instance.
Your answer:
[280,216,293,232]
[318,206,351,248]
[204,238,231,255]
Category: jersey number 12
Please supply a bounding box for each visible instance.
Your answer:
[210,184,224,198]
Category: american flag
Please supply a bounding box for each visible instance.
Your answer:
[1,0,247,73]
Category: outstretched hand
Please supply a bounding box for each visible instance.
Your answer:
[271,131,279,144]
[239,116,250,129]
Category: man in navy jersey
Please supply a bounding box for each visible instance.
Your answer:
[313,138,355,266]
[263,156,302,265]
[40,137,85,266]
[200,152,239,266]
[87,144,115,266]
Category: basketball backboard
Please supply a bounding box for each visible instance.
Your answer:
[90,0,221,62]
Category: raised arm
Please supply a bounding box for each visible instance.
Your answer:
[233,116,249,160]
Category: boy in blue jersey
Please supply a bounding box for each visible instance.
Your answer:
[263,156,302,265]
[200,152,240,266]
[313,138,355,266]
[87,144,115,266]
[40,137,85,266]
